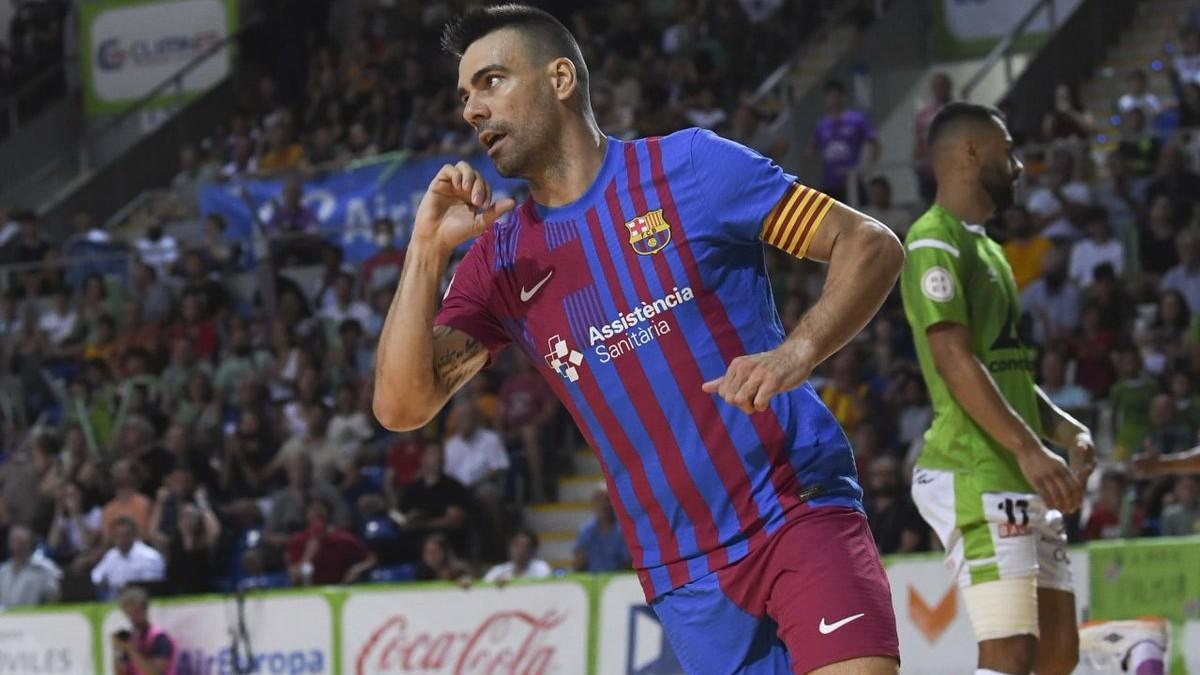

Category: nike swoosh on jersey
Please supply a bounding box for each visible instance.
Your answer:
[520,270,554,302]
[818,613,865,634]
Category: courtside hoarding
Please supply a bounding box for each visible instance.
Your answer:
[80,0,238,117]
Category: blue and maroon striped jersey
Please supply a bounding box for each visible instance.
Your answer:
[435,128,862,600]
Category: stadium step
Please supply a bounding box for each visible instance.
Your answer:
[538,531,579,564]
[525,500,592,533]
[573,450,603,476]
[558,474,606,502]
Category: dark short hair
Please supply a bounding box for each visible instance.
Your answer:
[1084,205,1109,225]
[823,80,847,95]
[928,101,1005,148]
[441,3,590,109]
[511,527,539,551]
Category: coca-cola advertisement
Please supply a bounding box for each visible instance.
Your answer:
[342,581,589,675]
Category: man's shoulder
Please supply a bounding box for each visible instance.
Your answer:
[905,208,960,244]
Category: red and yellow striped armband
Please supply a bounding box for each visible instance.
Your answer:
[758,183,834,259]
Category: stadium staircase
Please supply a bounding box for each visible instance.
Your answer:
[1080,0,1197,138]
[526,450,606,569]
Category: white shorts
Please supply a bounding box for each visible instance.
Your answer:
[911,466,1073,592]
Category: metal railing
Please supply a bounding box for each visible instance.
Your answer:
[961,0,1058,101]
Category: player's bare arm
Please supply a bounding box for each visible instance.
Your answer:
[1035,385,1096,482]
[925,323,1083,512]
[703,202,903,414]
[373,161,515,431]
[1132,443,1200,477]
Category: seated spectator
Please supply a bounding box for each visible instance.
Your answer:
[499,357,556,503]
[38,287,79,349]
[414,532,472,584]
[46,482,101,566]
[573,488,630,572]
[102,460,152,543]
[355,493,405,565]
[134,224,179,280]
[0,525,60,607]
[1082,470,1136,540]
[483,529,552,585]
[152,490,220,596]
[268,178,323,266]
[1145,143,1200,227]
[863,176,912,238]
[1039,351,1091,412]
[1169,370,1200,431]
[1023,252,1085,356]
[176,250,230,317]
[258,122,306,174]
[131,264,174,326]
[1042,83,1095,141]
[286,496,376,586]
[167,292,218,362]
[1117,69,1161,120]
[1110,347,1160,459]
[891,371,932,449]
[864,456,927,554]
[1143,394,1194,456]
[1117,108,1161,178]
[1027,153,1091,242]
[383,431,425,501]
[265,454,349,549]
[213,321,272,398]
[238,548,289,590]
[1068,207,1124,287]
[1162,230,1200,313]
[1161,475,1200,536]
[272,403,344,483]
[395,444,470,555]
[1094,150,1146,237]
[115,416,174,496]
[319,272,372,329]
[328,383,374,452]
[819,349,872,434]
[330,319,374,385]
[443,401,509,534]
[360,218,406,298]
[1001,205,1053,290]
[110,586,176,675]
[1171,28,1200,86]
[1139,195,1182,280]
[91,517,165,597]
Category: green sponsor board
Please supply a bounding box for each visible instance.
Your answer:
[80,0,238,117]
[1090,537,1200,623]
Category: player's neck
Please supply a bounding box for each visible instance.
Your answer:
[934,186,993,227]
[527,121,607,208]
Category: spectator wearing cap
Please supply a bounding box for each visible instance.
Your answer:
[573,489,630,572]
[1001,205,1053,290]
[1162,230,1200,313]
[286,495,375,586]
[1068,207,1124,287]
[91,517,165,597]
[0,525,60,607]
[483,529,552,585]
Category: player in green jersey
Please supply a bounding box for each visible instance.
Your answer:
[900,102,1095,675]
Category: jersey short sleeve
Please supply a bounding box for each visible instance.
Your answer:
[901,235,969,332]
[434,233,510,359]
[688,128,833,258]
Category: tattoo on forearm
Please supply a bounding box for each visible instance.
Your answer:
[433,326,483,391]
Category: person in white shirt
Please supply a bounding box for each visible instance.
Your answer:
[483,528,553,585]
[38,288,79,347]
[1117,69,1162,120]
[1068,206,1124,286]
[443,401,510,491]
[1027,155,1092,242]
[135,224,180,279]
[1162,229,1200,313]
[91,517,165,598]
[1172,28,1200,85]
[319,272,373,328]
[1022,249,1083,345]
[0,526,61,608]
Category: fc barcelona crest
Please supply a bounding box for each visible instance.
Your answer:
[625,209,672,255]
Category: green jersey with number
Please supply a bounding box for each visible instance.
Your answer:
[900,205,1039,492]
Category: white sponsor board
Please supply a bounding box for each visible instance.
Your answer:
[101,593,332,675]
[342,580,589,675]
[0,611,93,674]
[943,0,1083,42]
[84,0,234,115]
[596,575,682,675]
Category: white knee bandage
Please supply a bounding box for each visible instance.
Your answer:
[961,576,1040,641]
[975,670,1014,675]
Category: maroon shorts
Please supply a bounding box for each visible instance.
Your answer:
[652,507,899,674]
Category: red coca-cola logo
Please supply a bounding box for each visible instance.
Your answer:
[355,610,566,675]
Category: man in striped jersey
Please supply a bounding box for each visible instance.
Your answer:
[373,5,904,673]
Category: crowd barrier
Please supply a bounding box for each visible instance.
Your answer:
[1,536,1196,674]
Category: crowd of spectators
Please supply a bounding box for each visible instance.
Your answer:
[2,0,1200,614]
